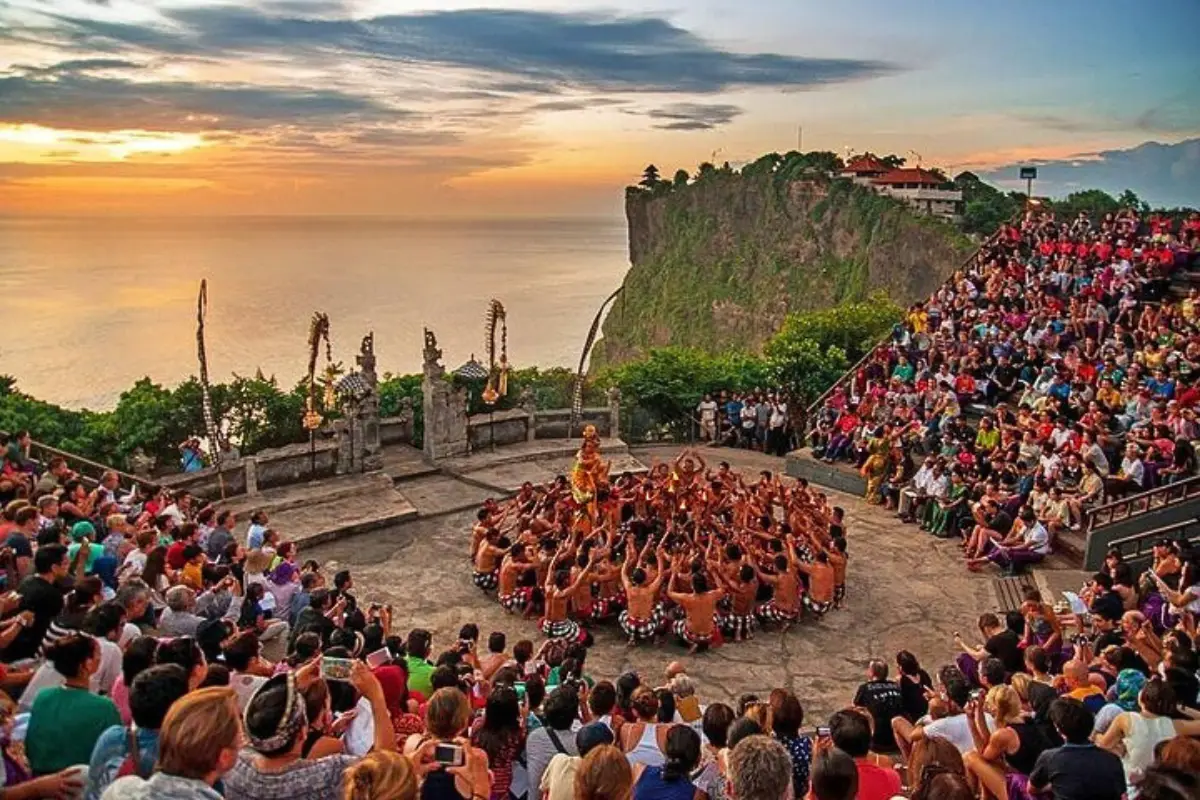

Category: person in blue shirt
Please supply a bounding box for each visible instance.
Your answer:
[179,438,204,473]
[724,396,743,443]
[1145,370,1175,400]
[87,664,191,800]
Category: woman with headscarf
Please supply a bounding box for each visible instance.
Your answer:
[373,663,425,739]
[223,659,395,800]
[1093,669,1147,736]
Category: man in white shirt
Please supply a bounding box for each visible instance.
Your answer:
[893,671,994,760]
[967,507,1050,573]
[695,395,718,442]
[767,397,789,456]
[1105,443,1145,498]
[899,457,936,522]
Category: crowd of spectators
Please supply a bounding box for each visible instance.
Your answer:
[808,209,1200,571]
[695,392,796,456]
[0,444,1198,800]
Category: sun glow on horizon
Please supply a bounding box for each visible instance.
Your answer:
[0,123,207,162]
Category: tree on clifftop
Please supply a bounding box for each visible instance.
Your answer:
[639,164,662,187]
[694,162,716,180]
[672,169,690,187]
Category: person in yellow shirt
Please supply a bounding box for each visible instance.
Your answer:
[906,304,929,334]
[181,544,206,591]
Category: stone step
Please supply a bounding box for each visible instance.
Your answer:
[784,449,866,496]
[262,487,418,548]
[222,472,396,518]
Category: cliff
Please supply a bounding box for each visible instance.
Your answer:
[592,168,975,365]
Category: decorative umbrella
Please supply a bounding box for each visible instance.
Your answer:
[454,356,489,382]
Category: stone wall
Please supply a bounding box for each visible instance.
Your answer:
[160,439,339,501]
[533,408,613,440]
[380,415,415,445]
[468,409,530,449]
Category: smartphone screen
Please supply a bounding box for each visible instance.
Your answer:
[320,656,354,681]
[816,726,831,739]
[365,647,392,669]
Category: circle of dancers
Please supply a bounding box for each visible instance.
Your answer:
[470,444,849,653]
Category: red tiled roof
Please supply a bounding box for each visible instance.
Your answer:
[842,154,888,174]
[870,168,945,186]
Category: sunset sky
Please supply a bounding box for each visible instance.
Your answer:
[2,0,1198,217]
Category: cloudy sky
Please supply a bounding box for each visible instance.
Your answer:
[2,0,1197,216]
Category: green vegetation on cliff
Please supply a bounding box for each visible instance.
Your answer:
[593,154,974,366]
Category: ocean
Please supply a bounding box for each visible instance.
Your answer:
[0,216,630,410]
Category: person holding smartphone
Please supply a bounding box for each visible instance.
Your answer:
[403,687,491,800]
[223,658,394,800]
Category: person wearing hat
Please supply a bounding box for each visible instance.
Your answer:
[540,721,614,800]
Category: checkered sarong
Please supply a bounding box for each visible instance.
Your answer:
[719,611,756,640]
[473,570,498,592]
[673,618,716,647]
[755,600,799,624]
[590,594,625,622]
[618,605,663,641]
[540,617,585,644]
[499,586,532,613]
[804,595,832,617]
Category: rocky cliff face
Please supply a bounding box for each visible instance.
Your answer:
[592,170,974,365]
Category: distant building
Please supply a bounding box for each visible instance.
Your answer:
[840,154,963,220]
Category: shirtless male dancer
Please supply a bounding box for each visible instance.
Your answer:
[541,562,594,645]
[669,572,725,654]
[619,542,670,646]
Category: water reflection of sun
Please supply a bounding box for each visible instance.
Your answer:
[0,123,206,162]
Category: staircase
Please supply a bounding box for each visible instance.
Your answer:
[0,430,141,493]
[1079,476,1200,571]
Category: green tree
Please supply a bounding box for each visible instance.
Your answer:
[768,292,902,363]
[1052,189,1119,218]
[639,164,661,188]
[880,154,906,168]
[694,162,716,181]
[1117,189,1149,213]
[672,169,689,187]
[762,336,848,404]
[955,171,1021,235]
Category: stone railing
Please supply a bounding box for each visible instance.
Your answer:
[159,439,340,500]
[464,405,618,450]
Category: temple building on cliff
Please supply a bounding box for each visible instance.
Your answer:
[841,154,963,220]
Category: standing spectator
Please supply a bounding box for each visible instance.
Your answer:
[178,439,204,473]
[696,395,718,443]
[852,660,905,753]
